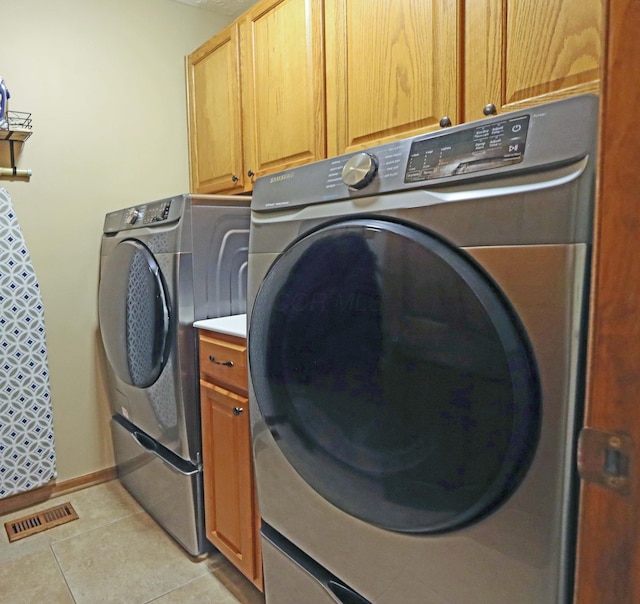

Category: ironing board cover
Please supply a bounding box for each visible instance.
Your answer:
[0,187,56,498]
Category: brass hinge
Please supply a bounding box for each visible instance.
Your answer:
[577,428,633,495]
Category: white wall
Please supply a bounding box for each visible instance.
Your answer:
[0,0,230,482]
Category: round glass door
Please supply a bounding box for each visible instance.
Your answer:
[249,218,541,533]
[99,239,171,388]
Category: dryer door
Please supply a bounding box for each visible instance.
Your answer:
[249,218,541,534]
[99,239,171,389]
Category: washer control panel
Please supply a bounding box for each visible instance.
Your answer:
[103,199,176,233]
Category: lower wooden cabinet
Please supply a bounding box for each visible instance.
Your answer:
[199,330,263,591]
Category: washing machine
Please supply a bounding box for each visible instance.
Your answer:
[98,193,249,555]
[246,95,598,603]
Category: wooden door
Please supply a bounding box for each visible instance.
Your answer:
[187,23,246,194]
[573,1,640,602]
[325,0,459,156]
[241,0,325,183]
[464,0,603,121]
[200,381,260,586]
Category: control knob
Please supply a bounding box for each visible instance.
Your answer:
[342,153,378,189]
[125,208,140,225]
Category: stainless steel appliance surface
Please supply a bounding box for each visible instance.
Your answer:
[98,193,250,556]
[247,95,598,603]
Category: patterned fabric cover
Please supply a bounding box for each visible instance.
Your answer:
[0,187,56,498]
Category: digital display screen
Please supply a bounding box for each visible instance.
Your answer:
[405,115,530,183]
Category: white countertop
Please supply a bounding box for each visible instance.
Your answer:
[194,314,247,338]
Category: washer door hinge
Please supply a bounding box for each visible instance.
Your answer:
[577,428,633,495]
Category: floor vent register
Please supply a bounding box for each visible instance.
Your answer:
[4,502,79,542]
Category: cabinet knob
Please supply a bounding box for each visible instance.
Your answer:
[247,170,255,178]
[483,103,497,116]
[439,116,452,128]
[231,174,239,183]
[233,407,244,416]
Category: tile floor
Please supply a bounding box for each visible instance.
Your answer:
[0,480,266,604]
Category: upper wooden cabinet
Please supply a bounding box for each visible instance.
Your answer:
[325,0,460,156]
[187,22,245,194]
[187,0,603,192]
[187,0,325,194]
[241,0,326,181]
[464,0,603,121]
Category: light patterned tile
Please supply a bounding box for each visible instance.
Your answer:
[52,511,209,604]
[149,557,265,604]
[43,480,144,543]
[0,523,50,566]
[0,501,58,565]
[0,547,74,603]
[1,482,264,604]
[148,573,243,604]
[0,479,143,550]
[208,558,266,604]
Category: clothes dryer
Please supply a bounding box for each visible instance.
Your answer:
[247,95,597,603]
[99,193,250,555]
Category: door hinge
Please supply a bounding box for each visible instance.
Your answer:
[577,428,633,495]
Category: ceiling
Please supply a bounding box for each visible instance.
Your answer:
[169,0,258,17]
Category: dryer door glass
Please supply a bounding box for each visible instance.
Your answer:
[99,239,171,388]
[249,218,541,533]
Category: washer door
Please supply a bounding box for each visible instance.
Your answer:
[99,239,171,388]
[249,218,541,533]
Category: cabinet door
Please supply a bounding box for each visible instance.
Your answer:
[325,0,459,156]
[200,381,262,587]
[187,23,246,194]
[464,0,603,121]
[241,0,326,181]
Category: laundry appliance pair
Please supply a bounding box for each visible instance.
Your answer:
[247,95,597,603]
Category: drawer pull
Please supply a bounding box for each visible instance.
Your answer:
[208,355,234,367]
[233,407,244,416]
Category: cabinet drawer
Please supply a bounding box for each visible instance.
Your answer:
[199,333,247,394]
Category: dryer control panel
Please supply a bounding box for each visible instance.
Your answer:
[404,114,530,182]
[251,94,598,212]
